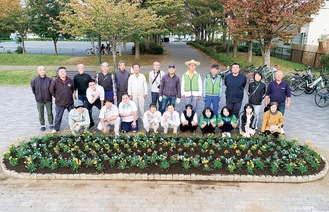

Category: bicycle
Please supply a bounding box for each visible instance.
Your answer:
[85,46,99,55]
[315,85,329,108]
[245,64,278,90]
[286,67,327,96]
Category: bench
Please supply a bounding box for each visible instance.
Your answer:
[66,70,97,80]
[54,70,97,80]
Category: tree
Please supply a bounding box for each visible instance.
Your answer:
[29,0,68,55]
[224,0,323,66]
[60,0,160,67]
[184,0,224,41]
[0,0,30,54]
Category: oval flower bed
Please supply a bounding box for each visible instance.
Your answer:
[1,132,326,177]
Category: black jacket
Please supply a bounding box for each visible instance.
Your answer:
[248,82,266,105]
[50,77,74,107]
[31,75,53,102]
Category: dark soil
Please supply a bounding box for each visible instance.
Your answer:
[3,134,326,177]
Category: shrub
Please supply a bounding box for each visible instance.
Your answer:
[238,45,248,52]
[148,43,163,55]
[320,54,329,72]
[15,46,23,54]
[131,42,147,55]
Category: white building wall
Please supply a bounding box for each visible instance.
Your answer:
[304,1,329,45]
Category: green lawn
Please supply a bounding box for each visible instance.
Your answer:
[0,54,73,66]
[0,70,57,86]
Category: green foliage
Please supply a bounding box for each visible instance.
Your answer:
[320,54,329,72]
[238,45,248,53]
[148,43,164,55]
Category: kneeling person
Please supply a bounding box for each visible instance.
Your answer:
[143,103,161,134]
[98,98,121,135]
[119,94,138,132]
[69,100,90,136]
[180,104,198,133]
[161,103,180,134]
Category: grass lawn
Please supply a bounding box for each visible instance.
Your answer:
[0,53,164,66]
[0,70,57,86]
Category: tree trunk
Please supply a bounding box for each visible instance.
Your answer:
[20,36,26,54]
[247,41,253,64]
[233,40,238,58]
[123,42,126,55]
[263,47,271,66]
[135,42,140,60]
[112,42,117,70]
[52,36,58,55]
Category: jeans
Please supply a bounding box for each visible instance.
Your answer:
[54,104,74,131]
[121,120,139,132]
[151,92,160,109]
[219,120,234,133]
[78,95,87,103]
[278,101,286,115]
[85,98,102,127]
[104,90,114,100]
[205,95,220,116]
[161,95,176,114]
[37,101,53,126]
[200,124,216,134]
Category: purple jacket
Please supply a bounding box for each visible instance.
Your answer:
[50,77,74,107]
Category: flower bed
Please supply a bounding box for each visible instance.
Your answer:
[1,132,325,177]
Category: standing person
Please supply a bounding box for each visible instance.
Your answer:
[118,94,138,133]
[181,59,202,110]
[248,71,266,128]
[50,67,75,133]
[68,100,90,136]
[261,102,284,138]
[96,62,116,100]
[31,66,54,131]
[128,63,148,118]
[224,62,247,118]
[203,64,222,116]
[73,64,92,103]
[217,106,237,138]
[264,70,291,134]
[199,107,217,135]
[97,98,121,136]
[85,79,105,128]
[149,61,165,108]
[158,64,181,114]
[180,104,198,133]
[143,103,162,135]
[239,103,257,138]
[161,103,180,134]
[114,60,130,105]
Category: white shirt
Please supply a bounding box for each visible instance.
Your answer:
[161,111,180,126]
[99,104,119,119]
[180,111,198,123]
[128,73,148,95]
[143,110,161,125]
[86,85,105,103]
[118,101,137,122]
[149,70,165,92]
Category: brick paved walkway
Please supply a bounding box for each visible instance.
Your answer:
[0,42,329,211]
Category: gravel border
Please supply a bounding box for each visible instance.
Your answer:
[1,154,328,183]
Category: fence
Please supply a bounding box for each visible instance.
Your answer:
[271,47,325,67]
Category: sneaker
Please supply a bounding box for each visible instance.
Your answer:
[49,125,54,130]
[280,128,285,135]
[227,132,231,138]
[132,130,137,133]
[40,126,46,131]
[51,129,57,134]
[222,132,227,138]
[115,132,120,136]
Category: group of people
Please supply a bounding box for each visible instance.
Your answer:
[31,59,291,137]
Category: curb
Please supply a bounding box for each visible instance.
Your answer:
[1,155,328,183]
